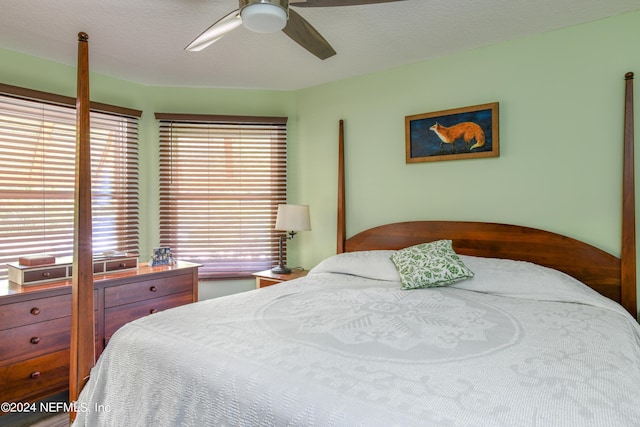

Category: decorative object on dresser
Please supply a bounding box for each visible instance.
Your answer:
[17,255,56,267]
[7,254,139,286]
[150,247,174,266]
[0,261,200,409]
[253,268,309,288]
[271,204,311,274]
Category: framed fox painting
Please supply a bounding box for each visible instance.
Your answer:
[405,102,499,163]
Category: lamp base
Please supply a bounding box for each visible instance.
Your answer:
[271,265,292,274]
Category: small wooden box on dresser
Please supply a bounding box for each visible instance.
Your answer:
[0,261,200,408]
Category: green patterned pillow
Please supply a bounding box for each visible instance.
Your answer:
[390,240,474,289]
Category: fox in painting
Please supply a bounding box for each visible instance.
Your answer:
[429,121,485,152]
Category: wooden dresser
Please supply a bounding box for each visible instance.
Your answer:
[0,261,199,406]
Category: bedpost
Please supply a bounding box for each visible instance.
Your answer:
[337,120,346,253]
[622,72,637,318]
[70,32,95,421]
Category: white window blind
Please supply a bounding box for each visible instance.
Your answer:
[0,84,140,280]
[156,114,287,279]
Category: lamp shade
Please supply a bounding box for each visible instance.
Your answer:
[275,204,311,231]
[241,2,288,34]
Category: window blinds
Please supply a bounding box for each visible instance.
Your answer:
[156,114,287,279]
[0,87,140,280]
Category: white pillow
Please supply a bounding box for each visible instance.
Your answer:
[309,250,400,281]
[454,255,626,314]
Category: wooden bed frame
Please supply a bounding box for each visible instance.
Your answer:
[70,33,94,420]
[69,32,636,417]
[336,75,637,318]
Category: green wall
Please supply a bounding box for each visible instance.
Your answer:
[1,10,639,313]
[293,10,640,317]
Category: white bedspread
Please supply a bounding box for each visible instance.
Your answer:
[73,254,640,426]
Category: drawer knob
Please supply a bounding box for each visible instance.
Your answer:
[42,272,51,277]
[30,337,41,345]
[119,262,126,268]
[149,286,157,292]
[30,371,41,380]
[149,308,158,314]
[30,307,41,316]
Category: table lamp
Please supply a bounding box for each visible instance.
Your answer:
[272,204,310,274]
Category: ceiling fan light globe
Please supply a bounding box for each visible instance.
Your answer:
[241,3,288,33]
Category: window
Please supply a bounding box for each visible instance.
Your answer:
[0,84,140,280]
[156,114,287,279]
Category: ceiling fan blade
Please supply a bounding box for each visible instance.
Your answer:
[185,9,242,52]
[290,0,406,7]
[282,9,336,60]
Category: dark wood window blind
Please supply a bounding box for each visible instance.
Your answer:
[0,84,140,280]
[156,114,287,279]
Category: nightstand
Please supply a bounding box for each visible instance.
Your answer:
[252,269,309,289]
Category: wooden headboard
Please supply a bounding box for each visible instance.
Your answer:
[337,74,637,317]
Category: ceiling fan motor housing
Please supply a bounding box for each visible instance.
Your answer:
[240,0,290,33]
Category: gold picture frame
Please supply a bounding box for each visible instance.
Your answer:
[405,102,499,163]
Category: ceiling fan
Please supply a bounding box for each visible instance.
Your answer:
[185,0,407,60]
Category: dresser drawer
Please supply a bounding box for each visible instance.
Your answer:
[104,273,193,308]
[257,278,280,288]
[22,267,68,284]
[70,256,138,275]
[0,293,71,330]
[0,317,70,367]
[105,257,138,272]
[104,291,193,340]
[0,349,69,404]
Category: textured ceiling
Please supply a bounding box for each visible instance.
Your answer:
[1,0,639,90]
